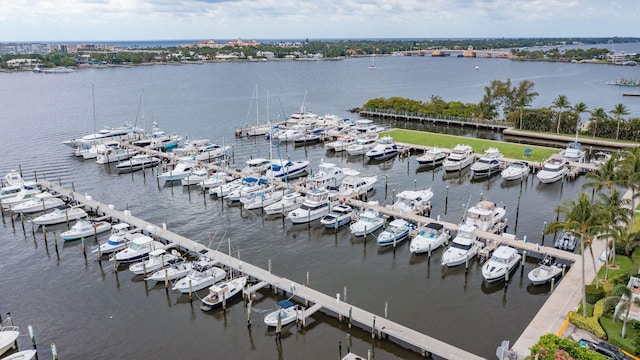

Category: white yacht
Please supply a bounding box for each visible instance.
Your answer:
[345,136,378,156]
[349,206,385,236]
[324,135,356,152]
[536,158,568,184]
[60,219,112,241]
[241,189,284,210]
[92,222,133,255]
[193,143,230,162]
[265,159,309,180]
[409,222,450,254]
[377,218,413,247]
[470,147,503,178]
[116,154,160,173]
[1,187,42,208]
[129,248,180,275]
[263,190,305,216]
[481,245,521,282]
[386,189,433,214]
[111,234,164,263]
[442,144,475,172]
[240,158,272,177]
[287,188,332,224]
[157,157,197,184]
[145,258,194,285]
[365,136,400,161]
[337,169,377,198]
[464,200,506,233]
[500,161,530,181]
[62,121,143,148]
[31,205,87,225]
[95,145,138,165]
[12,192,64,214]
[305,162,345,190]
[181,168,210,186]
[441,224,480,267]
[416,147,448,167]
[172,262,227,293]
[561,141,585,163]
[320,203,354,228]
[200,276,248,311]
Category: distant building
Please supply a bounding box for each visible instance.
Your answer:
[607,52,637,64]
[0,42,49,55]
[256,51,275,59]
[181,38,260,49]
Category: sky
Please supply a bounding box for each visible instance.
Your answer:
[1,0,638,42]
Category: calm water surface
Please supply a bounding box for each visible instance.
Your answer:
[0,51,637,359]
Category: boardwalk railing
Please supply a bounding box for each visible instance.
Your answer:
[360,108,510,130]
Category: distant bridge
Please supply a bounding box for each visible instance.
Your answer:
[401,49,512,58]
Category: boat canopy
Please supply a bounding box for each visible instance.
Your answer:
[425,222,444,231]
[276,300,295,309]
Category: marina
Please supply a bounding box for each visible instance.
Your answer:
[1,52,639,359]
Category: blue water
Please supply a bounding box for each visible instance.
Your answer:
[0,54,633,359]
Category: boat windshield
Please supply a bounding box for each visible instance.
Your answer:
[450,242,472,251]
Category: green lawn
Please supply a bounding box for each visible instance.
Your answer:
[382,129,559,162]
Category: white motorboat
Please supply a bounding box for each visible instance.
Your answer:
[264,300,305,327]
[1,187,42,208]
[265,159,309,180]
[12,192,64,214]
[31,205,87,225]
[409,222,450,254]
[200,276,248,311]
[75,141,119,160]
[198,171,235,189]
[116,154,160,173]
[0,171,37,201]
[194,143,230,162]
[500,161,531,181]
[144,258,194,285]
[95,146,138,165]
[157,157,197,183]
[416,147,448,167]
[128,248,180,275]
[589,151,612,166]
[536,158,568,184]
[111,234,164,263]
[0,326,20,356]
[60,219,112,241]
[277,125,307,142]
[240,158,272,177]
[1,349,37,360]
[377,218,413,247]
[263,190,305,216]
[226,177,270,203]
[62,121,142,148]
[441,224,480,267]
[337,169,377,198]
[481,245,521,282]
[320,203,354,228]
[365,136,400,161]
[306,162,345,191]
[3,170,26,188]
[470,147,503,178]
[241,189,284,210]
[386,189,433,214]
[345,136,377,156]
[528,255,563,285]
[561,141,585,163]
[464,200,506,233]
[287,188,332,224]
[442,144,475,172]
[208,178,242,198]
[324,135,356,152]
[349,206,385,236]
[92,222,132,255]
[133,122,181,151]
[554,231,578,252]
[172,262,227,293]
[181,168,210,186]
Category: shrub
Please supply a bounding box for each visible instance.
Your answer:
[526,333,607,360]
[586,284,606,304]
[570,300,607,339]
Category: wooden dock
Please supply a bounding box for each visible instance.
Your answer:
[37,180,486,360]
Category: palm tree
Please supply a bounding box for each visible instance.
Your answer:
[620,147,640,231]
[597,189,630,277]
[611,103,629,140]
[552,95,570,134]
[588,107,607,138]
[513,80,538,129]
[606,284,640,338]
[572,102,587,139]
[583,152,621,196]
[546,192,605,316]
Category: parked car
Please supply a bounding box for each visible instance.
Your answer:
[579,339,633,360]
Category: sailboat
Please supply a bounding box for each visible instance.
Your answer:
[245,85,271,137]
[369,54,376,70]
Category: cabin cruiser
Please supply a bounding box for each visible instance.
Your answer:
[386,189,433,214]
[263,190,305,216]
[157,157,197,184]
[12,192,64,214]
[110,234,164,263]
[240,158,272,177]
[500,161,530,181]
[226,177,270,203]
[1,186,42,208]
[306,162,345,191]
[193,143,231,162]
[561,142,585,163]
[470,147,503,178]
[129,248,180,275]
[365,136,400,161]
[31,205,87,225]
[116,154,161,173]
[464,200,506,233]
[409,222,450,254]
[337,169,377,198]
[61,121,143,148]
[60,219,112,241]
[345,136,377,156]
[324,135,356,152]
[416,147,448,167]
[172,261,227,293]
[589,151,612,166]
[265,159,309,180]
[241,189,285,210]
[441,224,480,267]
[320,203,354,228]
[349,206,385,236]
[536,158,568,184]
[287,188,332,224]
[377,218,413,247]
[92,223,133,255]
[442,144,475,172]
[481,245,521,282]
[200,276,248,311]
[181,168,210,186]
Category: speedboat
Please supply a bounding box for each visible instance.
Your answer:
[128,248,180,275]
[157,157,197,184]
[386,189,433,214]
[409,222,450,254]
[337,169,377,198]
[305,162,345,191]
[172,261,227,293]
[0,325,20,356]
[377,218,413,247]
[181,168,211,186]
[365,136,400,161]
[264,300,304,327]
[264,190,305,216]
[115,154,160,173]
[60,219,112,241]
[111,234,164,263]
[528,255,563,285]
[265,159,309,180]
[442,144,475,172]
[470,148,503,178]
[554,231,577,252]
[31,205,87,226]
[92,223,133,255]
[349,206,385,236]
[536,158,568,184]
[287,188,331,224]
[345,136,377,156]
[200,276,248,311]
[1,349,37,360]
[416,147,448,167]
[561,141,585,163]
[464,200,506,233]
[320,203,354,228]
[441,224,479,267]
[241,189,284,210]
[144,258,193,285]
[500,161,530,181]
[12,192,64,214]
[481,245,521,282]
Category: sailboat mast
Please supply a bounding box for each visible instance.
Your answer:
[256,84,259,127]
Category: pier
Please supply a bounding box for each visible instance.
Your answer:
[359,109,510,131]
